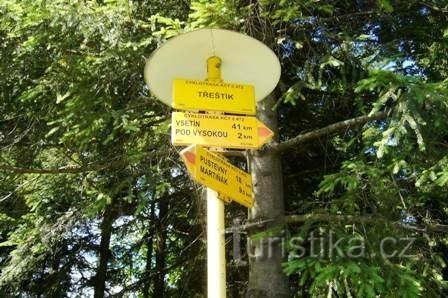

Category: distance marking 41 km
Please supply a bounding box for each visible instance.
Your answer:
[172,112,274,149]
[172,79,256,115]
[180,144,253,208]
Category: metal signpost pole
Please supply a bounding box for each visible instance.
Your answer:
[206,56,226,298]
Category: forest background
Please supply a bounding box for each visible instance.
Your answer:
[1,0,447,297]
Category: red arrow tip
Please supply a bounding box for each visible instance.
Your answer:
[258,127,272,137]
[183,151,196,165]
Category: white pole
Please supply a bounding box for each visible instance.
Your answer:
[207,188,226,298]
[206,56,226,298]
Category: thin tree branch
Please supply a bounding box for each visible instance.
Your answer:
[285,213,382,225]
[285,213,448,233]
[0,176,40,202]
[0,164,110,174]
[420,1,448,13]
[0,152,161,174]
[240,213,447,233]
[272,111,387,153]
[286,10,378,31]
[313,10,379,23]
[222,150,246,158]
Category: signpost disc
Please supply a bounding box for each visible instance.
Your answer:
[144,28,281,106]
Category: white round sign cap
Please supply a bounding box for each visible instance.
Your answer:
[144,28,281,106]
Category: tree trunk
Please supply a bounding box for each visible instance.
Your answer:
[247,94,290,298]
[94,206,115,298]
[153,196,168,297]
[142,200,156,298]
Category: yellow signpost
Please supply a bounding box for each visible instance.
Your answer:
[145,29,281,298]
[171,112,274,149]
[172,79,256,115]
[180,144,253,208]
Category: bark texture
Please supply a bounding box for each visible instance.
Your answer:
[142,200,156,298]
[153,196,168,297]
[94,206,115,298]
[247,94,289,298]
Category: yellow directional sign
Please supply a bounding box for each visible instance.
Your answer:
[172,79,256,115]
[180,144,253,208]
[171,112,274,149]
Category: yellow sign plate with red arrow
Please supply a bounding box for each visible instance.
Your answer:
[180,144,253,208]
[172,79,256,115]
[171,112,274,149]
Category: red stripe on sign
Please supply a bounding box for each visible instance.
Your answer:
[258,127,271,137]
[184,151,196,165]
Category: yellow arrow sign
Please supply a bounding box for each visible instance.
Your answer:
[172,79,256,115]
[180,144,253,208]
[171,112,274,149]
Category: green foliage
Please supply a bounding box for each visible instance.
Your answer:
[355,71,448,158]
[0,0,197,296]
[284,222,446,297]
[188,0,251,30]
[284,258,390,297]
[277,0,448,296]
[378,0,394,13]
